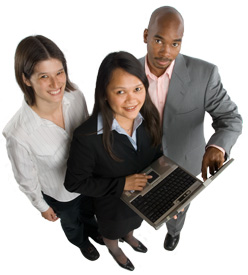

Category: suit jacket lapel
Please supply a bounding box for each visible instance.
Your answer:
[112,123,146,152]
[167,54,190,105]
[164,54,191,118]
[113,131,135,151]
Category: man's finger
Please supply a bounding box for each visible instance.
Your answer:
[201,162,208,181]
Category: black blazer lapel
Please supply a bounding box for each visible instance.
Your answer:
[112,131,135,151]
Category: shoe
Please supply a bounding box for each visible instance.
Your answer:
[80,241,100,261]
[163,233,180,251]
[119,238,147,253]
[131,241,147,253]
[108,249,134,271]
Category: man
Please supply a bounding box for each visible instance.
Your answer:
[140,6,242,251]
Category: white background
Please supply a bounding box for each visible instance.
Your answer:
[1,0,247,274]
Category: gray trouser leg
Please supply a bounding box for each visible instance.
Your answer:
[166,204,190,237]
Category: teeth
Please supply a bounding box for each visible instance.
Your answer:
[50,89,60,95]
[126,106,135,110]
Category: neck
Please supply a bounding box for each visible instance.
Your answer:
[115,115,134,136]
[31,100,62,117]
[31,101,65,129]
[148,60,167,78]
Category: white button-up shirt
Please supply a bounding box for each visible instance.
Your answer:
[3,90,88,212]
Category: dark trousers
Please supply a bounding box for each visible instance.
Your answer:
[166,204,190,236]
[43,194,99,249]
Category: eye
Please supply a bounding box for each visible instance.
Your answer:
[40,75,48,79]
[57,70,65,75]
[116,90,125,95]
[135,87,141,92]
[172,43,179,47]
[155,39,162,44]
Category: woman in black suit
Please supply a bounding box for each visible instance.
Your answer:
[64,51,162,271]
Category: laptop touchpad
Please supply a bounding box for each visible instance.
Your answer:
[147,170,159,184]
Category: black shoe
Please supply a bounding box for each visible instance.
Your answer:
[163,233,180,251]
[119,238,147,253]
[131,241,148,253]
[108,249,134,271]
[80,242,100,261]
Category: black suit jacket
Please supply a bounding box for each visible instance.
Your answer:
[64,115,162,222]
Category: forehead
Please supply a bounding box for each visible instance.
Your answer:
[110,68,137,81]
[33,58,63,73]
[149,15,184,40]
[108,68,142,88]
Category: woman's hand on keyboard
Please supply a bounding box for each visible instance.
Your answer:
[124,173,152,191]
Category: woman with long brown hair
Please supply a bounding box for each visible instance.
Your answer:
[3,35,102,261]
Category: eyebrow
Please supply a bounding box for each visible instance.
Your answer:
[154,34,182,42]
[37,68,64,76]
[112,83,143,90]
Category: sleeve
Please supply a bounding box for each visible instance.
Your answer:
[64,133,125,198]
[5,136,50,212]
[204,65,243,158]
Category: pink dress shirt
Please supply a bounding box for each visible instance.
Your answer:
[145,56,175,122]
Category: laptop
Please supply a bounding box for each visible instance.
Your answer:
[121,155,234,230]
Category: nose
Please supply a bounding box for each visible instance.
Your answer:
[159,43,171,57]
[126,91,136,103]
[50,76,60,88]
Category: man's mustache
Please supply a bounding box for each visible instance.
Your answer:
[155,57,172,62]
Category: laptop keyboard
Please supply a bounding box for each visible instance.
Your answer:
[131,167,196,223]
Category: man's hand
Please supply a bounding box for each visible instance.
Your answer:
[201,147,225,181]
[41,207,59,222]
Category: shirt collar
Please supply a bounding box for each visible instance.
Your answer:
[97,112,144,135]
[145,55,175,80]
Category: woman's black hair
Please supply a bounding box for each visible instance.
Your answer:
[92,51,161,160]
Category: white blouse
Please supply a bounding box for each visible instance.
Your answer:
[3,90,88,212]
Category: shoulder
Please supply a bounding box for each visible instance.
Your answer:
[64,88,88,125]
[73,115,98,137]
[64,88,86,104]
[2,103,26,139]
[70,115,100,155]
[138,56,146,68]
[2,104,32,152]
[176,54,218,80]
[180,54,216,71]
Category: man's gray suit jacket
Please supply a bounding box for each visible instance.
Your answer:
[140,54,242,176]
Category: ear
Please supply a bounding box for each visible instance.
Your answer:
[22,73,32,87]
[143,29,148,43]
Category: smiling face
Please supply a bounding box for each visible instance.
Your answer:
[144,12,184,77]
[106,68,146,128]
[23,58,66,107]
